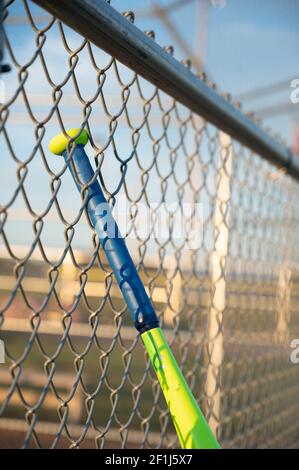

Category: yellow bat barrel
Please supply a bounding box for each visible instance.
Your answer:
[141,327,220,449]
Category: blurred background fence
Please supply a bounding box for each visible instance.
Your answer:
[1,0,299,448]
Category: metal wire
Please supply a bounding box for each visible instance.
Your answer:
[0,0,299,449]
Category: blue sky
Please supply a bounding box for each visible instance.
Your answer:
[116,0,299,141]
[1,0,299,250]
[4,0,299,139]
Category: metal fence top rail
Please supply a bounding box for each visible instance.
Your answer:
[32,0,299,181]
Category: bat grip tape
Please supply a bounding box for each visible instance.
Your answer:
[62,145,159,333]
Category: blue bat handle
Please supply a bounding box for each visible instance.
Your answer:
[61,144,159,333]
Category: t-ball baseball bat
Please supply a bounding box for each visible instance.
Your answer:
[49,128,220,449]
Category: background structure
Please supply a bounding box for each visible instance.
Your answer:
[0,0,299,448]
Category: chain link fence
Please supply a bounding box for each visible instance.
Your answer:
[1,0,299,449]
